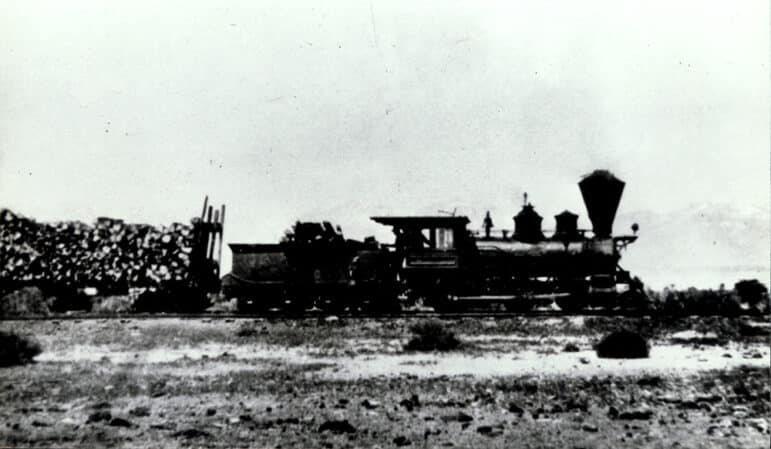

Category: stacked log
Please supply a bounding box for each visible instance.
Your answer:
[0,208,196,294]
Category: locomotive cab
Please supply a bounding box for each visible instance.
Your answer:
[371,216,472,267]
[371,216,474,308]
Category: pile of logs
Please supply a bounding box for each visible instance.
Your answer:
[0,208,198,293]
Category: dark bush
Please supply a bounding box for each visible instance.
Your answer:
[563,342,580,352]
[0,331,42,367]
[404,320,460,351]
[235,322,259,337]
[735,279,769,314]
[48,286,93,313]
[660,288,740,316]
[0,287,51,317]
[596,330,649,359]
[318,419,357,434]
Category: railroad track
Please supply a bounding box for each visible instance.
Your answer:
[1,308,698,321]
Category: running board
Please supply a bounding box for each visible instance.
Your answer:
[452,293,570,302]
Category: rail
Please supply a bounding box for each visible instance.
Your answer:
[4,309,760,321]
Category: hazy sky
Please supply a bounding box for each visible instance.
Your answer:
[1,1,768,288]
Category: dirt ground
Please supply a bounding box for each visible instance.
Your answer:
[0,316,769,449]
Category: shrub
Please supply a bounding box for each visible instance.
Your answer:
[235,322,259,337]
[735,279,770,314]
[648,286,747,316]
[0,331,42,367]
[563,342,580,352]
[596,330,649,359]
[404,320,460,351]
[0,287,51,317]
[47,285,93,313]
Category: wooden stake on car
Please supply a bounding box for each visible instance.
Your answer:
[217,204,225,267]
[201,195,209,221]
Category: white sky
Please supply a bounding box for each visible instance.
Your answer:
[1,1,769,288]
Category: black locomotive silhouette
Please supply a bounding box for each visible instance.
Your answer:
[223,170,646,313]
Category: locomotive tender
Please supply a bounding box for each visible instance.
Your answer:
[223,170,646,312]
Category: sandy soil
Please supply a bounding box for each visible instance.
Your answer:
[1,316,769,448]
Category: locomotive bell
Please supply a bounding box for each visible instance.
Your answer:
[578,170,625,239]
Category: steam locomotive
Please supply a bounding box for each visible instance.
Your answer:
[222,170,646,313]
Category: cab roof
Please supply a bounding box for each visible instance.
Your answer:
[370,216,470,228]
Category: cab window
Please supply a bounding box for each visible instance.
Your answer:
[436,228,454,250]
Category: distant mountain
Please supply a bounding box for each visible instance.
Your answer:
[616,203,769,289]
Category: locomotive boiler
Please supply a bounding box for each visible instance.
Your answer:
[222,170,646,313]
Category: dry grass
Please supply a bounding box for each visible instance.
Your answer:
[0,318,769,448]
